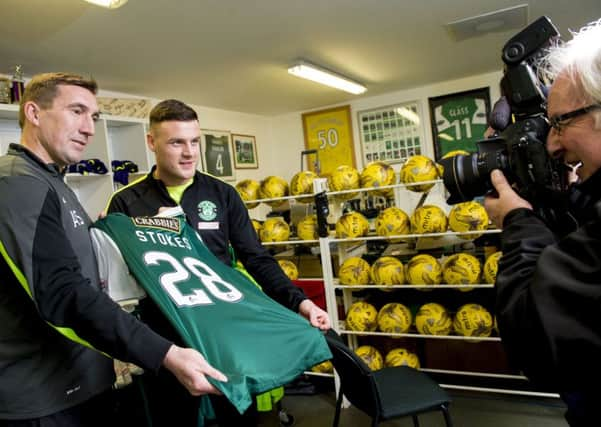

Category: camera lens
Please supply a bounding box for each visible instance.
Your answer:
[440,152,508,204]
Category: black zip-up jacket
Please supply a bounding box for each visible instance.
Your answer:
[107,167,306,312]
[495,167,601,389]
[0,145,171,419]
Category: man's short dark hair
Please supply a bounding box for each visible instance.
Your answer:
[149,99,198,129]
[19,72,98,129]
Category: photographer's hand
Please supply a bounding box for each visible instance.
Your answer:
[484,170,532,228]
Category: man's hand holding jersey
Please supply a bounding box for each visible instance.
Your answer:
[299,299,331,331]
[162,345,228,396]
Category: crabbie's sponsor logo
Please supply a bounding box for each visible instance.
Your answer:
[133,216,181,233]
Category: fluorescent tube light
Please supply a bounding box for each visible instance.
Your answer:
[288,61,366,95]
[83,0,128,9]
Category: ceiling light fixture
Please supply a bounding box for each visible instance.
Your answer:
[288,61,366,95]
[83,0,128,9]
[445,4,528,41]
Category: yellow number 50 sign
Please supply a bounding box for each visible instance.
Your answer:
[302,105,356,175]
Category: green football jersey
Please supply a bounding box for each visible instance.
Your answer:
[91,213,331,413]
[433,97,488,156]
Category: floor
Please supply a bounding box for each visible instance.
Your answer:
[257,384,567,427]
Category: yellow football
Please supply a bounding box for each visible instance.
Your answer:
[345,301,378,332]
[399,155,440,192]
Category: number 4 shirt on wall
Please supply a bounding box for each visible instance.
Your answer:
[90,211,331,413]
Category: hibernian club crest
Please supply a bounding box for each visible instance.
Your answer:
[198,200,218,221]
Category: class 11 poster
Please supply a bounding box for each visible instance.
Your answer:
[428,88,491,159]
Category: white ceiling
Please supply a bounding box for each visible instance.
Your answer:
[1,0,600,116]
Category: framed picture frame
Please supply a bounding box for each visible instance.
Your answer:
[428,87,491,160]
[302,105,355,176]
[231,134,258,169]
[357,101,425,167]
[200,129,235,181]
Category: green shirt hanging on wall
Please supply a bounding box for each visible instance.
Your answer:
[429,88,490,159]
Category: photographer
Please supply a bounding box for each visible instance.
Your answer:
[484,19,601,426]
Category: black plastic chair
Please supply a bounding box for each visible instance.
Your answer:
[325,330,453,427]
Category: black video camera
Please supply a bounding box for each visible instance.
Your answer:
[439,16,567,214]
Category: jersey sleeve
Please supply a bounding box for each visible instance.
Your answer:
[91,227,147,303]
[225,186,307,311]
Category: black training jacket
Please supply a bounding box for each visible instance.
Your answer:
[495,167,601,390]
[0,145,171,419]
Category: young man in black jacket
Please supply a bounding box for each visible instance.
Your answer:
[106,99,330,426]
[484,19,601,426]
[0,73,226,427]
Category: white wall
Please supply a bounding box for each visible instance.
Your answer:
[100,89,272,217]
[6,70,504,187]
[103,70,505,219]
[262,70,504,216]
[100,88,272,183]
[2,71,504,220]
[266,70,503,182]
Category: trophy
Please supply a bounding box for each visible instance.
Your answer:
[11,65,25,104]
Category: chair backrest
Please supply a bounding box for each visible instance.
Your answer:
[325,330,381,416]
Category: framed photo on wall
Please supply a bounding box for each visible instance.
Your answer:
[428,87,491,160]
[302,105,355,176]
[357,101,425,166]
[231,134,258,169]
[200,129,235,181]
